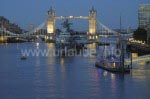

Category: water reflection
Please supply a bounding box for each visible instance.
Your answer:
[110,73,118,97]
[87,43,97,49]
[60,57,66,76]
[47,43,55,49]
[0,43,150,99]
[131,62,150,81]
[97,68,128,98]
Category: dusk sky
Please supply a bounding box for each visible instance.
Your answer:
[0,0,150,30]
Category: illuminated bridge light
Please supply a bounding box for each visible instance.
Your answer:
[69,16,73,18]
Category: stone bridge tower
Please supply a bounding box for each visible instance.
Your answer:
[46,7,56,42]
[89,6,97,34]
[47,7,56,34]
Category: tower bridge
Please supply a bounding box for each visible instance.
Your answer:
[0,6,133,43]
[47,6,97,35]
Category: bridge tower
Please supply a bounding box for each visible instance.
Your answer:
[47,7,56,33]
[89,6,97,34]
[46,7,56,42]
[0,25,7,43]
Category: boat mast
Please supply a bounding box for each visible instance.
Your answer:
[120,13,125,72]
[120,13,122,34]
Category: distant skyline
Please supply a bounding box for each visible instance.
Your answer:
[0,0,150,30]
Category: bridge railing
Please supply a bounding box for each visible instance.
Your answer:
[125,55,150,65]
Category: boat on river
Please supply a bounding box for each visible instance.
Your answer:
[95,46,130,73]
[20,56,27,60]
[55,20,76,55]
[95,57,130,73]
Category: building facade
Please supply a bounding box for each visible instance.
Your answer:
[0,16,23,34]
[138,4,150,28]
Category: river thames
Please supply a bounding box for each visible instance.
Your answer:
[0,43,150,99]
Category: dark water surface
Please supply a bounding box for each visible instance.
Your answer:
[0,43,150,99]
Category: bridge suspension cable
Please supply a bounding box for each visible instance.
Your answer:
[21,20,46,36]
[96,19,119,35]
[0,20,47,37]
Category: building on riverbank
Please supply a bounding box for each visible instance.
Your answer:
[138,4,150,43]
[0,16,23,34]
[138,4,150,28]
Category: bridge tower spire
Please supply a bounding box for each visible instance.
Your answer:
[89,6,97,34]
[47,6,56,34]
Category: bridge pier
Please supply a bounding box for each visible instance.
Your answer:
[45,34,55,43]
[87,33,99,41]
